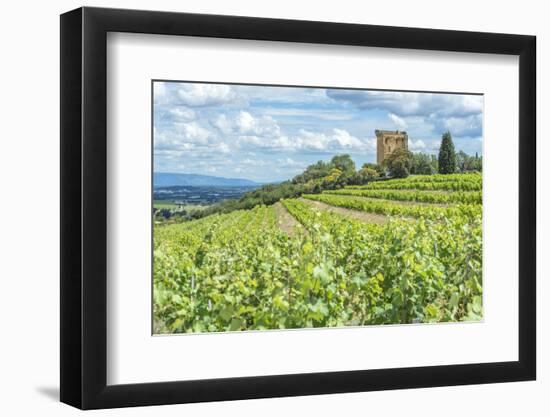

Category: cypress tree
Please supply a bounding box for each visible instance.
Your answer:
[438,131,456,174]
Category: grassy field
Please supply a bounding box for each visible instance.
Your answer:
[153,200,179,210]
[154,200,209,211]
[153,173,482,334]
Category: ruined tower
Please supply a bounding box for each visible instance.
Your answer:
[375,130,409,165]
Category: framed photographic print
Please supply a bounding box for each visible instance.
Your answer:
[60,7,536,409]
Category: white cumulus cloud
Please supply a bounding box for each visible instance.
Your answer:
[435,114,482,137]
[388,113,408,129]
[175,122,211,144]
[237,128,372,153]
[169,107,195,121]
[236,111,281,137]
[327,90,482,118]
[213,114,232,134]
[176,84,237,107]
[409,139,427,151]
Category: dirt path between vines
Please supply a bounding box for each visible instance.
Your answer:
[273,202,304,237]
[299,198,388,225]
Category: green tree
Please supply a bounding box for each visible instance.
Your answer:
[330,154,356,178]
[410,152,435,175]
[321,168,345,189]
[470,153,482,172]
[383,148,413,178]
[292,160,331,184]
[362,162,385,178]
[455,150,482,172]
[350,167,378,185]
[438,131,456,174]
[292,154,356,185]
[430,154,438,173]
[456,150,468,172]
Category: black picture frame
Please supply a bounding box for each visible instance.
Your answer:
[60,6,536,410]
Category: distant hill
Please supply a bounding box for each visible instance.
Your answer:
[154,172,260,187]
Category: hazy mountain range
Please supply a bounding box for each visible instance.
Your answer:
[154,172,261,187]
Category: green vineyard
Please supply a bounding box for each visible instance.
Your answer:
[323,188,482,204]
[346,172,482,192]
[154,173,483,333]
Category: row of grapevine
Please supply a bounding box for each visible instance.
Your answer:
[324,188,482,204]
[373,172,481,184]
[347,174,482,191]
[302,193,482,220]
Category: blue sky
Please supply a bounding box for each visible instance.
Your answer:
[154,81,483,183]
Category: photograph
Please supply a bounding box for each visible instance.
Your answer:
[152,81,483,334]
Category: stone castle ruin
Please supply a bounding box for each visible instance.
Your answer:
[375,129,409,165]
